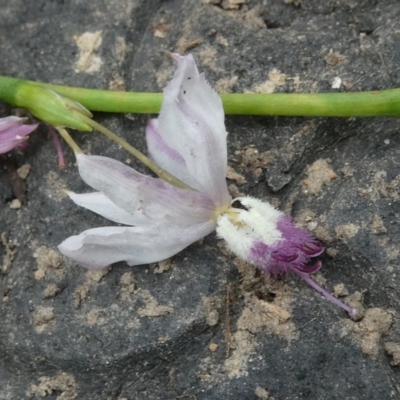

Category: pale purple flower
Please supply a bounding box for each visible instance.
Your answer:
[58,54,231,269]
[0,116,38,154]
[58,54,356,317]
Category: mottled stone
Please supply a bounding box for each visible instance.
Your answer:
[1,0,400,399]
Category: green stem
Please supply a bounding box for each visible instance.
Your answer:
[57,127,82,154]
[43,83,163,114]
[1,75,400,117]
[42,84,400,118]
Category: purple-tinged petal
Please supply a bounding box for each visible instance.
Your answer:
[0,116,19,130]
[67,191,149,226]
[157,54,230,206]
[76,153,216,225]
[249,241,296,276]
[0,117,38,154]
[301,242,324,257]
[145,118,202,191]
[277,216,320,249]
[295,260,322,274]
[249,233,324,277]
[272,251,300,264]
[58,220,215,270]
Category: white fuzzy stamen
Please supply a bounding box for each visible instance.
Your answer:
[216,196,283,260]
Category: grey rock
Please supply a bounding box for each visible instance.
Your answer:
[1,0,400,399]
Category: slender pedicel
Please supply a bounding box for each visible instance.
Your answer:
[294,271,357,317]
[49,127,66,168]
[56,128,82,154]
[77,115,195,191]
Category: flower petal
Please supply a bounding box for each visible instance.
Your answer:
[145,118,202,191]
[0,116,22,131]
[76,153,215,224]
[0,117,38,154]
[58,220,215,270]
[157,54,230,206]
[67,191,148,225]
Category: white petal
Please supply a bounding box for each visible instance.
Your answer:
[145,118,202,191]
[157,54,230,206]
[58,221,215,270]
[76,153,215,224]
[67,191,149,225]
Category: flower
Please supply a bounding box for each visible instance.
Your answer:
[0,116,38,154]
[58,54,356,317]
[58,54,231,269]
[217,197,356,316]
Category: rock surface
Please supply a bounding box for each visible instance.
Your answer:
[1,0,400,399]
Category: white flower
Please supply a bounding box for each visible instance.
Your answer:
[58,54,231,269]
[58,54,355,317]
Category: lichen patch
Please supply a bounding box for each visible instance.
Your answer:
[335,223,359,240]
[215,76,238,93]
[236,145,275,171]
[324,49,347,66]
[226,165,247,185]
[1,233,16,274]
[223,258,297,377]
[357,170,399,202]
[176,37,202,54]
[150,258,173,274]
[222,329,254,377]
[203,296,223,326]
[302,159,338,195]
[73,31,103,74]
[255,386,276,400]
[42,283,60,299]
[198,47,222,72]
[27,372,77,400]
[137,289,174,317]
[378,237,400,261]
[114,36,127,62]
[32,306,54,334]
[345,307,394,359]
[371,215,387,234]
[34,246,63,280]
[385,341,400,366]
[252,69,286,94]
[120,271,136,301]
[44,171,67,202]
[73,267,110,308]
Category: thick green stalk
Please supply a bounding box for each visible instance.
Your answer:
[43,83,163,114]
[1,75,400,117]
[42,83,400,118]
[220,90,400,117]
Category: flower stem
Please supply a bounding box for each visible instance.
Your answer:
[57,128,82,154]
[294,270,357,317]
[49,127,66,168]
[1,75,400,117]
[43,82,400,117]
[78,115,195,191]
